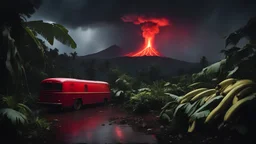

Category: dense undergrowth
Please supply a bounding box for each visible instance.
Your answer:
[0,0,77,142]
[110,16,256,140]
[1,1,256,143]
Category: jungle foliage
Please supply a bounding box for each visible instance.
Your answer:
[0,0,77,142]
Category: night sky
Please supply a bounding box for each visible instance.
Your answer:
[30,0,256,62]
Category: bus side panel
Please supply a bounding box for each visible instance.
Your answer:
[81,83,93,105]
[105,84,111,101]
[93,83,111,103]
[95,83,105,103]
[58,93,72,107]
[81,93,95,105]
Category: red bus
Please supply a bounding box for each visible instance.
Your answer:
[38,78,111,110]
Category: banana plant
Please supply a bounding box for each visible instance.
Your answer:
[225,16,256,47]
[1,20,77,95]
[190,96,223,121]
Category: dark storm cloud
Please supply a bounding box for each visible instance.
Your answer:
[32,0,222,28]
[30,0,256,62]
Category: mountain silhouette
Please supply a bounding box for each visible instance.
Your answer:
[79,45,125,59]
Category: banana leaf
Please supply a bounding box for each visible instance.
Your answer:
[161,101,177,110]
[162,113,171,122]
[173,103,190,117]
[190,110,211,120]
[164,93,181,102]
[190,96,223,120]
[159,102,177,117]
[185,100,201,117]
[194,95,223,114]
[24,20,77,48]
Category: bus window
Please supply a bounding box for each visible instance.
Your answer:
[41,83,62,91]
[84,85,88,92]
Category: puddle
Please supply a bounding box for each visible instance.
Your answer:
[45,106,158,144]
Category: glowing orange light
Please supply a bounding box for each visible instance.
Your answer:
[122,15,170,57]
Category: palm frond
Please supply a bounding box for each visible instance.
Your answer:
[17,103,33,116]
[0,108,27,125]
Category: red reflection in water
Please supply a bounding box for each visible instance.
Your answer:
[115,126,123,139]
[61,115,102,138]
[86,132,92,140]
[45,107,158,144]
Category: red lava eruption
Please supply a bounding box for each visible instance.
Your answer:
[121,15,170,57]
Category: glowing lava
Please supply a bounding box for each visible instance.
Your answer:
[130,37,161,56]
[121,15,170,57]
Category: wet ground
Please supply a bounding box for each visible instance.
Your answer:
[45,105,158,144]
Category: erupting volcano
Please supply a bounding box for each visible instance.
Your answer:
[122,15,170,57]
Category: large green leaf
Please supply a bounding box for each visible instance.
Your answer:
[188,82,213,89]
[220,47,240,58]
[17,103,33,116]
[159,101,177,117]
[225,28,245,47]
[164,82,171,87]
[0,108,27,125]
[185,100,201,117]
[161,101,177,110]
[173,103,190,117]
[115,90,124,97]
[23,26,44,55]
[138,88,151,92]
[190,110,211,120]
[195,59,226,81]
[162,113,171,122]
[190,96,223,120]
[24,20,77,48]
[164,93,181,102]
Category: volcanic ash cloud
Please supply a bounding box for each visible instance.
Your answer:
[121,15,170,57]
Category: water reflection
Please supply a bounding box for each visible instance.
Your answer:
[46,106,157,144]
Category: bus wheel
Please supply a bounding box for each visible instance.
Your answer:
[73,99,82,110]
